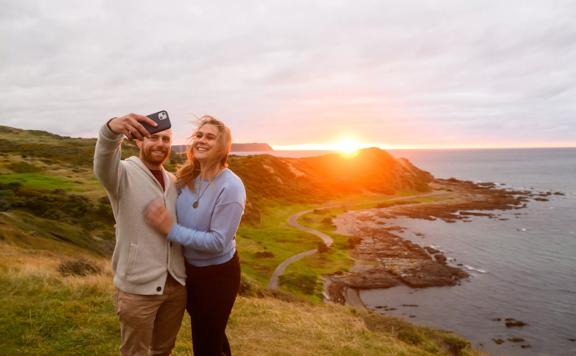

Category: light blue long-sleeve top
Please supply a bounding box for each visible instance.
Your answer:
[167,168,246,267]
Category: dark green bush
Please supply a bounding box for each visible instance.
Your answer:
[7,162,42,173]
[57,259,101,277]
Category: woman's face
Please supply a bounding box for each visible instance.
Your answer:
[192,123,221,163]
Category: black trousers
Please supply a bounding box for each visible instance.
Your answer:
[185,252,241,356]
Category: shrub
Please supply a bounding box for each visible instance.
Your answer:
[0,190,15,211]
[279,273,319,296]
[398,329,424,345]
[317,242,329,253]
[7,162,42,173]
[57,259,101,277]
[254,251,274,258]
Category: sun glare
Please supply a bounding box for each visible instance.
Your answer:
[334,138,362,158]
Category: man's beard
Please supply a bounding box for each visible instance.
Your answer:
[142,148,169,166]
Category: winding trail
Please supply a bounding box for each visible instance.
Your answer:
[268,208,334,289]
[268,192,449,290]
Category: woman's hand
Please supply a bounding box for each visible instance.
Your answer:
[144,200,173,237]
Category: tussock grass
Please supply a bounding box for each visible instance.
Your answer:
[0,243,484,355]
[0,126,484,354]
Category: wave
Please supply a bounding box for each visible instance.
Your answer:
[463,265,487,274]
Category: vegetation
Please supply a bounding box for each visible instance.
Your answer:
[0,244,482,355]
[0,125,481,355]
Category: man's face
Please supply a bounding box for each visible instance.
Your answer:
[137,129,172,167]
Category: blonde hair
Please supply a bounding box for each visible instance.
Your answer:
[176,115,232,190]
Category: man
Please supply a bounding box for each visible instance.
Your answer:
[93,113,187,356]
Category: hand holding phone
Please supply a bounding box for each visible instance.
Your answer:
[142,110,172,134]
[107,111,171,139]
[108,113,157,140]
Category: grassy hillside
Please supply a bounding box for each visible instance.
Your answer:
[0,125,481,355]
[0,124,436,296]
[228,148,433,224]
[0,243,482,355]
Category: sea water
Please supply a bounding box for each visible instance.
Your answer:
[361,148,576,356]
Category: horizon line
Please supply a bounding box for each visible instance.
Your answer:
[269,143,576,151]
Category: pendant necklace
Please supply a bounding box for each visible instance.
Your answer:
[192,178,210,209]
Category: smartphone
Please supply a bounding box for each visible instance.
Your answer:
[143,110,172,134]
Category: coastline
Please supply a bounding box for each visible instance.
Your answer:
[324,178,561,305]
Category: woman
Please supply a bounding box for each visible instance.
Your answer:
[144,115,246,356]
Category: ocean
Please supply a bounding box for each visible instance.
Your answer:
[238,148,576,356]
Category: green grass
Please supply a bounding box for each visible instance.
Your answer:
[0,272,119,355]
[0,154,111,201]
[0,125,484,355]
[0,244,482,356]
[238,194,410,300]
[279,214,354,301]
[237,201,319,287]
[0,211,114,257]
[0,173,78,191]
[273,191,453,301]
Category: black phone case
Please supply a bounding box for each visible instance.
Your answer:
[143,110,172,134]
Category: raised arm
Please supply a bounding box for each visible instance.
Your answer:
[93,114,157,198]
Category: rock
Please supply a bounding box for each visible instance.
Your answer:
[395,260,469,288]
[459,211,495,218]
[508,337,525,343]
[492,338,505,345]
[328,178,539,304]
[505,318,527,328]
[329,268,401,290]
[434,254,447,265]
[383,225,404,232]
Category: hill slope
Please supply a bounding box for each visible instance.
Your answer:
[0,243,480,355]
[0,125,481,355]
[0,124,432,226]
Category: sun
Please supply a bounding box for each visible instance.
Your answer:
[334,138,362,158]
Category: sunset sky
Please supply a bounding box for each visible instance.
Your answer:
[2,0,575,149]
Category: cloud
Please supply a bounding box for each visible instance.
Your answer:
[1,0,575,147]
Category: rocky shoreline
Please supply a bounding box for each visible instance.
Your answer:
[325,178,563,305]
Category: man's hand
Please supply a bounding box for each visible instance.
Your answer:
[144,200,174,237]
[108,113,157,140]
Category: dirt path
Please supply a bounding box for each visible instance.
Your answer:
[268,208,335,289]
[268,191,449,290]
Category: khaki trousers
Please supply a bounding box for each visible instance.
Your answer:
[115,275,187,356]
